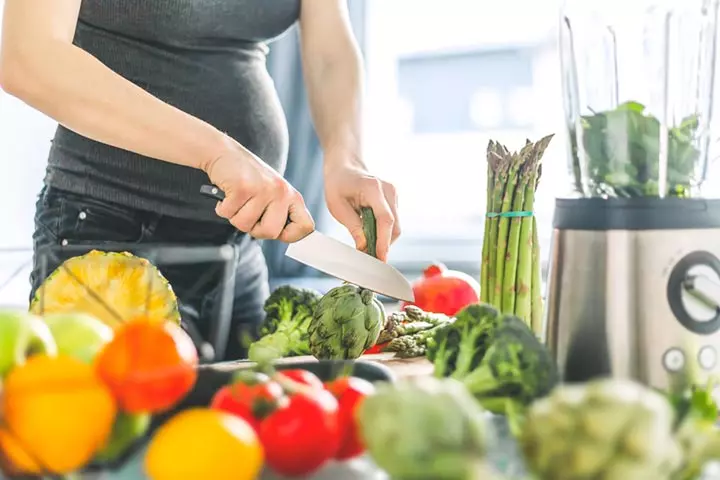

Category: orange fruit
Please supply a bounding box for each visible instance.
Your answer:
[1,355,117,474]
[145,408,263,480]
[95,318,198,414]
[0,427,42,475]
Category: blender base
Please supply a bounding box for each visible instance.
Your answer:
[545,197,720,390]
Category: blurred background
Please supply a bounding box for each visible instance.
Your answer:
[2,0,718,304]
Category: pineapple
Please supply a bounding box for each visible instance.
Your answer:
[30,250,181,328]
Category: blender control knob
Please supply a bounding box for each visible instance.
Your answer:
[698,346,718,371]
[662,348,686,373]
[667,251,720,335]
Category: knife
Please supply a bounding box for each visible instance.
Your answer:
[200,185,415,302]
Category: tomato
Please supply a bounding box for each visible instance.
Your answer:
[325,376,375,460]
[277,369,324,390]
[259,389,340,477]
[210,371,285,434]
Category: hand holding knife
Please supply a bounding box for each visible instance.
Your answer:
[200,184,413,302]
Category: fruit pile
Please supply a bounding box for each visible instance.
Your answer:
[0,309,198,478]
[0,309,376,480]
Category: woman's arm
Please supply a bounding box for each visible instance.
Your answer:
[0,0,231,171]
[298,0,365,170]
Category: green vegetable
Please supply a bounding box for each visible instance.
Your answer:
[426,303,558,414]
[94,412,151,464]
[308,284,385,360]
[670,381,720,480]
[247,285,322,363]
[520,377,720,480]
[378,305,453,343]
[379,305,455,357]
[308,207,385,360]
[570,101,700,198]
[357,376,500,480]
[481,136,553,336]
[521,378,682,480]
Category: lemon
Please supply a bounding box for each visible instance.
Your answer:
[144,408,263,480]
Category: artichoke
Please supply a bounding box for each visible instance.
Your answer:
[357,377,498,480]
[308,207,386,360]
[520,378,684,480]
[308,284,385,360]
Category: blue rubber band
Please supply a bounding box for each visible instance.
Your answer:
[486,211,534,218]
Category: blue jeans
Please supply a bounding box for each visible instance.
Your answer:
[29,186,270,360]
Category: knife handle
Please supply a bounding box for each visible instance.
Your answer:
[200,184,292,227]
[200,184,225,201]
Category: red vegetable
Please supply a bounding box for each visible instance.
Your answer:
[277,369,324,390]
[209,371,285,433]
[260,386,340,477]
[325,376,375,460]
[363,343,389,355]
[401,262,480,316]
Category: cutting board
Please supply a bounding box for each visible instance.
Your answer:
[263,353,435,379]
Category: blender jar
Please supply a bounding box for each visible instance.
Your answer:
[560,0,719,198]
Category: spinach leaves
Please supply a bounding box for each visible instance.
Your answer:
[569,101,700,198]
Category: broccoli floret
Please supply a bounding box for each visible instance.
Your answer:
[426,303,558,414]
[248,285,322,362]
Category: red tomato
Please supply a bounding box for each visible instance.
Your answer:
[401,262,480,316]
[259,389,340,477]
[326,376,375,460]
[277,369,324,390]
[210,371,285,433]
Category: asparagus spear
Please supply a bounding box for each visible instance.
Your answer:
[514,169,537,325]
[517,136,553,325]
[492,150,523,307]
[530,215,544,337]
[501,155,532,314]
[485,143,510,304]
[480,146,496,303]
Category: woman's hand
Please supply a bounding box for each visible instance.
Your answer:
[205,142,315,243]
[324,159,400,262]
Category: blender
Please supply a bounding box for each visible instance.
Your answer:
[545,0,720,391]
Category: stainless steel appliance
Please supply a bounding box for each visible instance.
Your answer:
[546,0,720,391]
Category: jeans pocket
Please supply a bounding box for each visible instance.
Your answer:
[48,189,143,247]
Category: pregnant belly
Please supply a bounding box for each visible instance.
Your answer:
[76,27,290,172]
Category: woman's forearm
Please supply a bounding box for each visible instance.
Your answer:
[302,39,365,168]
[0,40,231,171]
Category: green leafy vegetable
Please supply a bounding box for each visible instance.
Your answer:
[570,101,700,198]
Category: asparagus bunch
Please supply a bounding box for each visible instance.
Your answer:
[480,135,554,337]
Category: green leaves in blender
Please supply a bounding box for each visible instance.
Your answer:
[570,100,700,198]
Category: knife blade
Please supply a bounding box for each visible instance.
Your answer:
[199,184,415,302]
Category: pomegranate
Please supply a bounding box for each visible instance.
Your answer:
[401,263,480,316]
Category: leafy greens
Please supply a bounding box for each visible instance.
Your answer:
[570,101,701,198]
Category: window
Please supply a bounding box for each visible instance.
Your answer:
[352,0,571,278]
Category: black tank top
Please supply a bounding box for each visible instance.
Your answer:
[45,0,300,222]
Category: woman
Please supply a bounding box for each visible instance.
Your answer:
[0,0,401,359]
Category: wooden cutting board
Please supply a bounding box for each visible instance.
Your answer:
[266,352,434,379]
